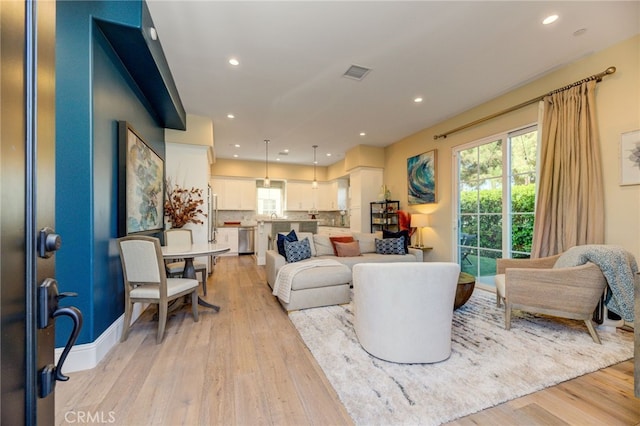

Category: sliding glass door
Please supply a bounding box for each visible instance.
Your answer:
[454,125,537,287]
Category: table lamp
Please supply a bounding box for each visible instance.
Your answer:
[410,214,430,248]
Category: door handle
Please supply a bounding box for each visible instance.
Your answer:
[37,278,83,397]
[51,305,82,381]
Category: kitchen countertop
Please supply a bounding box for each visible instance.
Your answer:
[257,219,320,223]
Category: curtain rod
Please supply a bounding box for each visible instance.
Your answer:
[433,66,616,140]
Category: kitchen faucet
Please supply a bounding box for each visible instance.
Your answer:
[270,212,278,219]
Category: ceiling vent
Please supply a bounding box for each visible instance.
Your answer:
[278,151,289,156]
[343,64,371,81]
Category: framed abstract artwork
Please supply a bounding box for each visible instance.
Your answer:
[620,129,640,186]
[407,150,437,204]
[118,121,164,236]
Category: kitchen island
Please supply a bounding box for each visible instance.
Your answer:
[317,225,352,236]
[255,219,319,265]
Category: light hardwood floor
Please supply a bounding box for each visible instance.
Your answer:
[56,255,639,425]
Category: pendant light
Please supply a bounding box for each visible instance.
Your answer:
[263,139,270,188]
[311,145,318,189]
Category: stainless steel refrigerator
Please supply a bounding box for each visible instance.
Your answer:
[207,185,218,273]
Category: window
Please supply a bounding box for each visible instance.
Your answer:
[454,125,538,287]
[256,180,284,217]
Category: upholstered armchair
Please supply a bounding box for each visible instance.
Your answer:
[495,254,607,344]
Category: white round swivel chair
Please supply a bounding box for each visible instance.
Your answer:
[353,262,461,363]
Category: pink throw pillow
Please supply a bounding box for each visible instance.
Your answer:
[329,236,355,255]
[334,241,362,257]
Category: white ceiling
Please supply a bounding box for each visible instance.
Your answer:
[146,1,639,166]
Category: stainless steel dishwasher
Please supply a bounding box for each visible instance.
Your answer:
[238,226,255,254]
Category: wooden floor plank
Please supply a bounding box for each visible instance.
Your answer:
[56,255,637,426]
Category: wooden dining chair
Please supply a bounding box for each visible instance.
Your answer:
[117,235,199,344]
[164,228,208,294]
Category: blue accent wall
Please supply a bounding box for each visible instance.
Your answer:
[55,0,178,346]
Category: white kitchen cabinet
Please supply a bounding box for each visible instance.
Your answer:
[226,179,256,210]
[215,227,239,255]
[288,179,348,211]
[348,168,382,232]
[316,182,334,211]
[336,179,348,211]
[317,179,348,211]
[286,181,316,211]
[211,179,222,207]
[211,177,257,210]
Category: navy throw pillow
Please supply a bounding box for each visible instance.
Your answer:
[375,237,405,255]
[383,229,409,253]
[277,230,298,257]
[284,238,312,263]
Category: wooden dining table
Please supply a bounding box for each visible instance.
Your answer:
[161,242,230,312]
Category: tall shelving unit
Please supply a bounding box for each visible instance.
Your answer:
[370,200,400,233]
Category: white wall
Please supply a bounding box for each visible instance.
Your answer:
[165,142,210,245]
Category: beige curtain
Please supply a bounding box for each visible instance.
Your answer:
[531,80,604,258]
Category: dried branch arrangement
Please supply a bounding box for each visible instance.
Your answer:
[164,181,207,228]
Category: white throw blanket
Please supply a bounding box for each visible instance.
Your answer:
[272,259,343,303]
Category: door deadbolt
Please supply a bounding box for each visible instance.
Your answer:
[38,227,61,258]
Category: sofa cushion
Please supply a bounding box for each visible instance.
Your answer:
[335,241,362,257]
[375,237,405,255]
[330,236,355,255]
[284,238,312,263]
[289,263,352,291]
[383,229,410,253]
[319,252,416,270]
[296,232,317,257]
[352,232,379,253]
[277,230,298,257]
[313,234,335,256]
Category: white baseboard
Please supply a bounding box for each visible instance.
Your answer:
[55,304,145,374]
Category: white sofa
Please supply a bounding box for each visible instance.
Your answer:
[266,232,423,311]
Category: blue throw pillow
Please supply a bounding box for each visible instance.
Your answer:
[284,238,312,263]
[383,229,410,253]
[277,230,298,257]
[375,237,405,255]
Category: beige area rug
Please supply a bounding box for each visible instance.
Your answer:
[288,289,634,426]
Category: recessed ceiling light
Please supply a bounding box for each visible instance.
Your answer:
[542,14,558,25]
[276,158,281,161]
[234,144,240,148]
[283,149,289,153]
[233,154,238,158]
[360,132,366,137]
[227,114,235,119]
[326,153,332,157]
[414,97,423,103]
[228,58,239,66]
